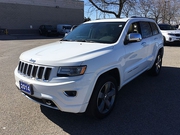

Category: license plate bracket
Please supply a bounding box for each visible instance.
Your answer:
[19,81,33,95]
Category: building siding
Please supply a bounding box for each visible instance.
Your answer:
[0,0,84,34]
[0,0,83,9]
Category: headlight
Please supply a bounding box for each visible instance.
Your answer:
[168,33,175,36]
[57,66,87,77]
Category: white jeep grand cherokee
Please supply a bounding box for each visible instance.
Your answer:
[14,17,164,119]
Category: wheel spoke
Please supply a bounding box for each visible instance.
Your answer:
[104,82,111,94]
[105,99,111,109]
[98,100,105,112]
[107,88,116,97]
[98,91,104,99]
[156,55,162,71]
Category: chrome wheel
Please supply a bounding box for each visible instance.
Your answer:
[155,54,162,74]
[87,76,117,119]
[148,50,163,76]
[97,81,116,114]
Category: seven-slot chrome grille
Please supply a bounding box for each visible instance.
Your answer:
[18,61,52,81]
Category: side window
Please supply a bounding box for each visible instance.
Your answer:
[150,22,159,35]
[124,22,140,45]
[139,22,153,38]
[127,22,140,34]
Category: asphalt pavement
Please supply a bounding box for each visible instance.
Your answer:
[0,36,180,135]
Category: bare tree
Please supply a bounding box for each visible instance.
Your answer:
[148,0,163,23]
[135,0,151,17]
[133,0,180,24]
[165,0,180,24]
[121,0,136,17]
[88,0,129,18]
[86,0,180,24]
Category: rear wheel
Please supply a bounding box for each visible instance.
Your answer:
[149,51,163,76]
[87,76,118,119]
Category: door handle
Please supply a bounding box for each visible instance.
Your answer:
[141,42,146,46]
[154,37,158,40]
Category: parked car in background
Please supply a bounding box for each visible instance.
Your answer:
[39,25,58,36]
[14,17,164,119]
[172,25,179,30]
[65,25,78,36]
[57,24,72,36]
[158,24,180,43]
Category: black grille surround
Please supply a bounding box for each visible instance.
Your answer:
[18,61,52,81]
[175,34,180,37]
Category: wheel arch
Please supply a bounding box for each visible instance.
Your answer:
[158,47,164,58]
[95,68,121,90]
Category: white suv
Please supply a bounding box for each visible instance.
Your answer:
[158,23,180,43]
[14,17,164,119]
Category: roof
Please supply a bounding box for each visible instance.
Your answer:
[84,17,155,24]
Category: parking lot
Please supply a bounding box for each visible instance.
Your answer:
[0,35,180,135]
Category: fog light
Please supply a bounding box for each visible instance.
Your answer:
[64,91,77,97]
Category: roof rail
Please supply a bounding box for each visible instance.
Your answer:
[130,16,146,18]
[130,16,155,20]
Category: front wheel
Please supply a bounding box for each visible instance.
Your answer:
[86,76,118,119]
[149,51,163,76]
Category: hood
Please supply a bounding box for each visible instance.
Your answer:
[20,41,114,66]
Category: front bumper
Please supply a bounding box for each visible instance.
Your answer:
[165,35,180,42]
[14,67,94,113]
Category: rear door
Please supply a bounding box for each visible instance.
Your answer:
[140,22,161,67]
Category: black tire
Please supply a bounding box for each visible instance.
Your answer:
[149,51,163,76]
[87,75,118,119]
[163,36,167,46]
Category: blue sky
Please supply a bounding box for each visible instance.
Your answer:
[84,0,96,20]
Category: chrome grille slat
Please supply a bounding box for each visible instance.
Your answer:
[41,67,46,80]
[18,61,52,81]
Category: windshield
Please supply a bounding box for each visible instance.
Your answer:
[62,22,126,44]
[159,24,176,30]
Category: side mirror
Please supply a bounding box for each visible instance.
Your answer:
[127,33,142,42]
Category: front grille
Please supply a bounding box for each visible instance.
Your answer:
[18,61,52,81]
[175,34,180,37]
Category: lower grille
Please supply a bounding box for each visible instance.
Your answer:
[23,93,58,109]
[18,61,52,81]
[175,34,180,37]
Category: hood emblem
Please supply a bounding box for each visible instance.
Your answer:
[29,58,36,63]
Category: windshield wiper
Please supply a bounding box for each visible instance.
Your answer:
[61,39,97,43]
[74,39,87,42]
[75,39,97,43]
[61,39,72,41]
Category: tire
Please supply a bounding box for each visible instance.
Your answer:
[87,75,118,119]
[149,51,163,76]
[163,36,167,45]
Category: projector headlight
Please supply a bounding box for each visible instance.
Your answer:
[57,66,87,77]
